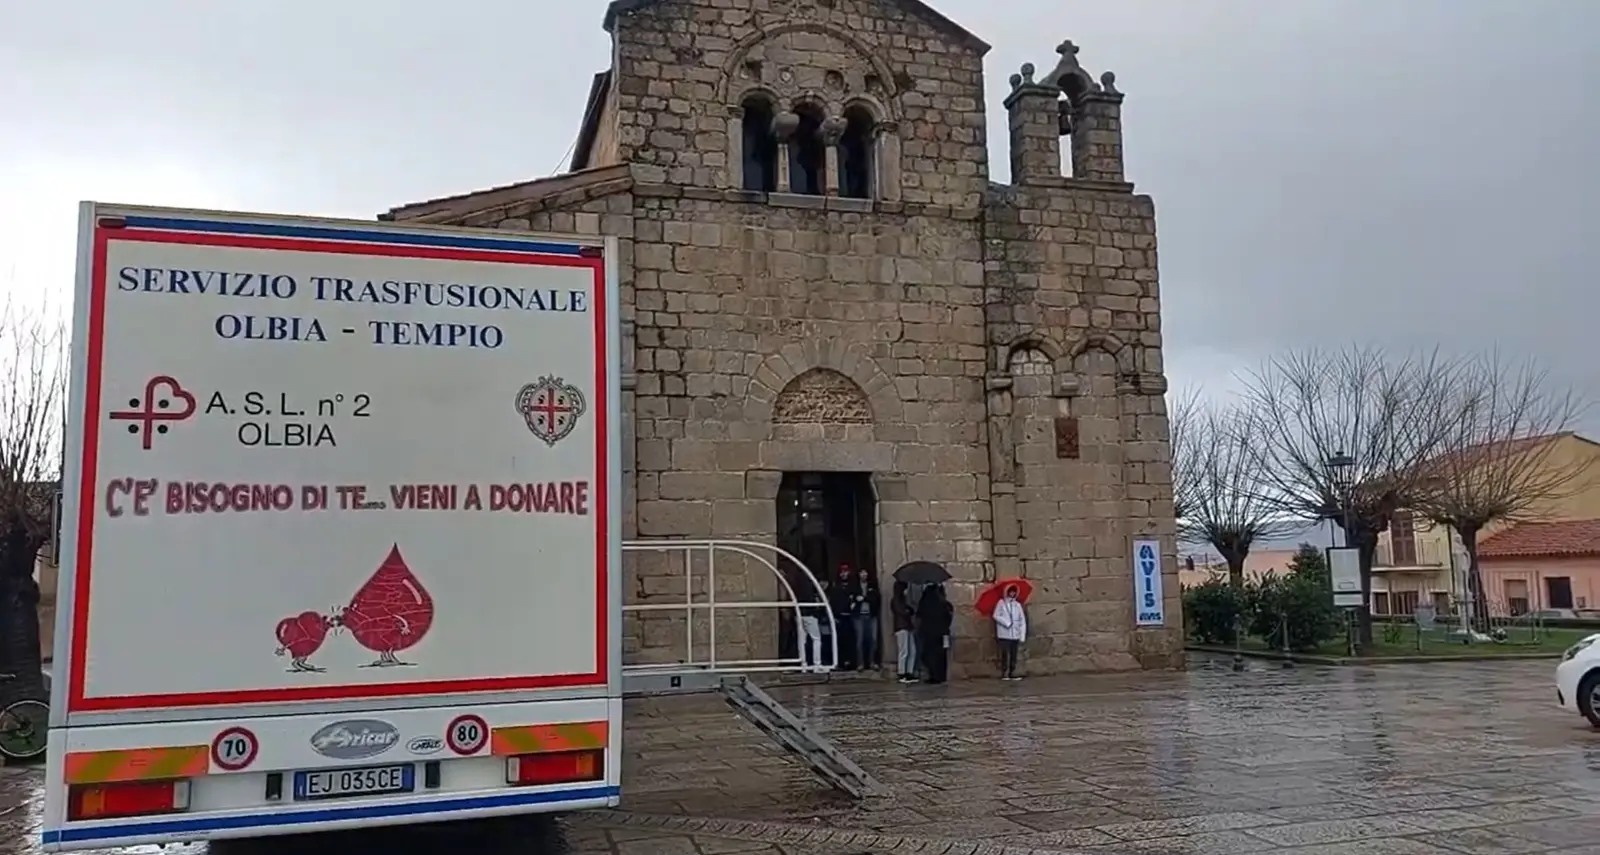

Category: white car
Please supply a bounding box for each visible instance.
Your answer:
[1556,632,1600,728]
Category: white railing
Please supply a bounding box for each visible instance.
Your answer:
[620,538,837,676]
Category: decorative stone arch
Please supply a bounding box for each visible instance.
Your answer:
[745,338,904,427]
[716,23,902,120]
[717,22,904,200]
[732,86,784,111]
[1067,331,1137,376]
[772,369,872,424]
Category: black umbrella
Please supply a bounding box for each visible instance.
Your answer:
[893,561,951,585]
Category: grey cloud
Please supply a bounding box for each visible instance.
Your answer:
[4,0,1596,423]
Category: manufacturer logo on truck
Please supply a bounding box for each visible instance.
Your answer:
[309,719,400,759]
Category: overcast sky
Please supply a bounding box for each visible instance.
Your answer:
[4,0,1597,425]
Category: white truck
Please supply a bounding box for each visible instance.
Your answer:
[43,203,622,849]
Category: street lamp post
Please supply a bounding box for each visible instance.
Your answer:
[1327,451,1357,656]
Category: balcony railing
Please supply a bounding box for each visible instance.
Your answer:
[1374,536,1450,569]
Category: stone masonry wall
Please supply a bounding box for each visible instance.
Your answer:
[394,0,1183,675]
[611,0,989,207]
[982,182,1184,670]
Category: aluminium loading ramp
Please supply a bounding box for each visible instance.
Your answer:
[623,670,884,800]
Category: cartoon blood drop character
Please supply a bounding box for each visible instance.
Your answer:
[275,611,331,672]
[338,544,435,667]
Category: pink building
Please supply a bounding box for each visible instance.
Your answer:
[1478,519,1600,615]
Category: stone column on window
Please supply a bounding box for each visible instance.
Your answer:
[772,111,799,193]
[876,120,901,202]
[821,116,846,196]
[725,104,745,191]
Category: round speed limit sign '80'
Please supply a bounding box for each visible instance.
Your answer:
[211,726,259,771]
[446,714,489,756]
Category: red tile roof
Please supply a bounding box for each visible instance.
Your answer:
[1477,519,1600,559]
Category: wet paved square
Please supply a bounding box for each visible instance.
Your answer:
[3,655,1597,853]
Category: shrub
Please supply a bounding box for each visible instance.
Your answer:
[1182,575,1243,645]
[1245,564,1341,652]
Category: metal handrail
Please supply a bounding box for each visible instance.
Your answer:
[620,539,837,675]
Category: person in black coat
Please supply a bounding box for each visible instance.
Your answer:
[848,567,882,671]
[826,565,857,670]
[915,583,953,683]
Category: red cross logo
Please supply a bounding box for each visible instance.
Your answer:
[515,377,586,446]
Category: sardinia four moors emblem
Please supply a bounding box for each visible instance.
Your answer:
[516,376,587,447]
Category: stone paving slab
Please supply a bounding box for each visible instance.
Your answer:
[3,654,1598,853]
[603,654,1600,855]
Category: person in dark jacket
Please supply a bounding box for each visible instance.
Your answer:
[915,583,954,683]
[827,565,857,670]
[891,580,917,682]
[849,567,882,671]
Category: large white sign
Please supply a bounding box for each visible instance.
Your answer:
[1133,539,1166,627]
[1327,546,1363,608]
[62,207,616,713]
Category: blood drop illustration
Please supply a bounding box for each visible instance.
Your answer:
[274,611,331,672]
[337,544,435,667]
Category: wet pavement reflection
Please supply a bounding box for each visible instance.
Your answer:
[6,655,1598,854]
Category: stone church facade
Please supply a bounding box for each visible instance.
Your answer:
[385,0,1183,675]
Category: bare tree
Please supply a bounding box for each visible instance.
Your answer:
[0,299,67,690]
[1244,347,1461,645]
[1171,389,1295,592]
[1411,353,1590,630]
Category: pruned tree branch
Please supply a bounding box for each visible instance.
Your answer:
[0,298,67,564]
[1171,389,1295,586]
[1410,350,1591,628]
[1242,346,1463,643]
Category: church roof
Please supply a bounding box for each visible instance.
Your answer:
[602,0,989,53]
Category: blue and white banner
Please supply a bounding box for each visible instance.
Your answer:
[1133,539,1166,627]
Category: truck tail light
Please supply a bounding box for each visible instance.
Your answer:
[68,779,190,821]
[505,749,603,787]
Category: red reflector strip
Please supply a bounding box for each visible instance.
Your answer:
[68,780,190,821]
[506,748,604,787]
[491,720,608,756]
[64,745,210,784]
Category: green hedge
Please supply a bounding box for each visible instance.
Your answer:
[1182,545,1342,653]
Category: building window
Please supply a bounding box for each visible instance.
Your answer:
[838,105,875,199]
[1545,576,1574,610]
[741,96,778,193]
[1392,590,1420,616]
[1430,592,1451,616]
[1372,592,1390,615]
[1505,578,1529,616]
[788,104,826,195]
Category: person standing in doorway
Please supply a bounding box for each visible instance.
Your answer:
[796,572,826,671]
[916,583,953,684]
[993,584,1027,680]
[828,566,857,670]
[891,580,917,682]
[850,567,881,672]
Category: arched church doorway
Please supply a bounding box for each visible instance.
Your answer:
[775,471,876,669]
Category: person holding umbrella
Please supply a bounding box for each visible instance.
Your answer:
[977,578,1033,680]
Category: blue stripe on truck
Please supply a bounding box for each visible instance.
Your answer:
[41,784,620,845]
[115,214,590,256]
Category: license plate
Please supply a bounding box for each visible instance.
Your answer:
[293,763,415,801]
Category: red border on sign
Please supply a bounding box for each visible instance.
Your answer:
[68,227,610,712]
[211,726,260,771]
[446,713,490,756]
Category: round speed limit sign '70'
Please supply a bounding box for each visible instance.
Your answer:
[211,726,259,771]
[446,714,489,756]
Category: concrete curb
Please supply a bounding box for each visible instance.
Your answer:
[1186,644,1564,666]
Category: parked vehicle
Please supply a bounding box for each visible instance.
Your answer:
[1555,633,1600,729]
[44,204,622,849]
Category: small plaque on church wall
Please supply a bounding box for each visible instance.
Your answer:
[1054,416,1080,459]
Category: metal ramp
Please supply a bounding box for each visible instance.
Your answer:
[620,539,882,800]
[718,674,883,798]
